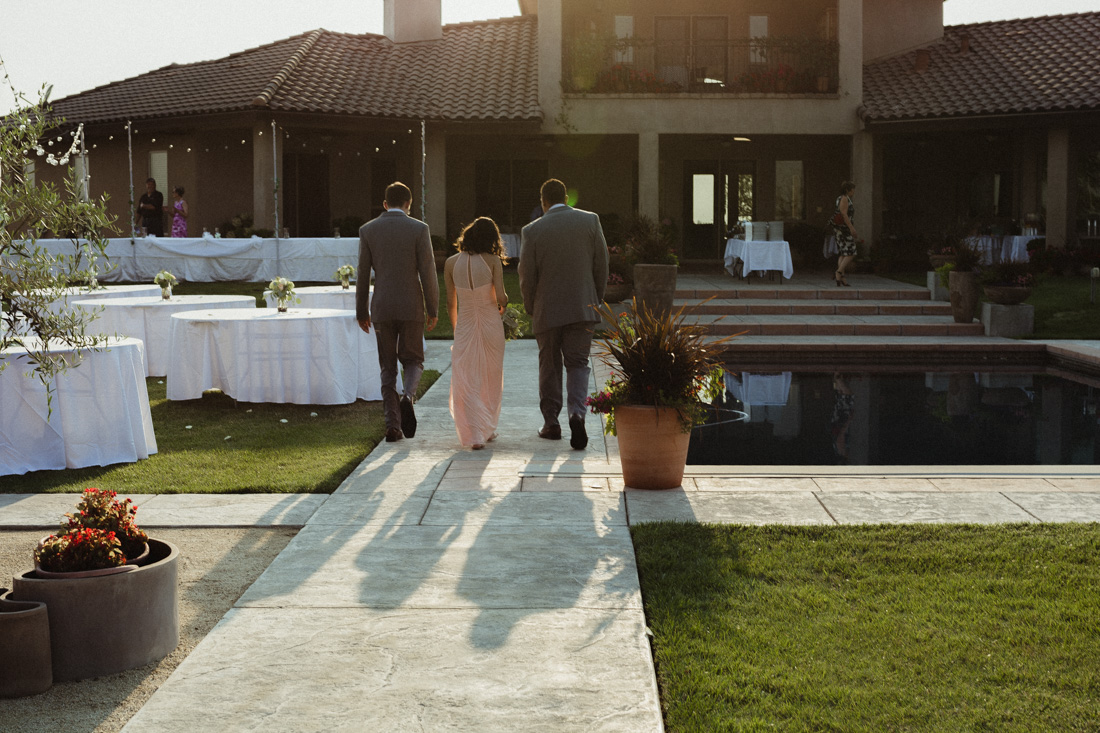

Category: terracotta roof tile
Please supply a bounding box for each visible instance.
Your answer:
[862,12,1100,122]
[49,16,540,125]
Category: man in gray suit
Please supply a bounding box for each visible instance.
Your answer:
[357,182,439,443]
[519,179,609,450]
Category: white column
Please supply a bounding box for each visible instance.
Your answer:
[540,0,564,133]
[837,0,863,99]
[423,124,447,236]
[851,131,875,254]
[1046,127,1073,249]
[638,132,659,219]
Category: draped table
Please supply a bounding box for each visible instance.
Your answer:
[73,294,257,377]
[22,236,360,283]
[0,337,157,475]
[724,239,794,280]
[966,236,1038,265]
[725,372,793,406]
[262,285,361,310]
[167,308,382,404]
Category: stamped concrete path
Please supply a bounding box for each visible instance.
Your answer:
[3,314,1099,730]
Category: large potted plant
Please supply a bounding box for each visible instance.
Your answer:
[587,298,733,490]
[624,214,679,317]
[10,488,179,682]
[945,239,982,323]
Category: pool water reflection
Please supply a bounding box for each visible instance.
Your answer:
[688,370,1100,466]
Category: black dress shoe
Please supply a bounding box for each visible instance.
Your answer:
[538,425,562,440]
[385,427,403,443]
[400,395,417,438]
[568,415,588,450]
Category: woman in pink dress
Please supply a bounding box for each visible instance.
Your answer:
[445,217,508,449]
[169,186,189,237]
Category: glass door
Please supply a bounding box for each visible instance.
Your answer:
[683,160,754,259]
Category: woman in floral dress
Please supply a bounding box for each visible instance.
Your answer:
[169,186,189,238]
[832,181,858,286]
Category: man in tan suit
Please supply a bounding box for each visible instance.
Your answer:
[519,179,609,450]
[357,182,439,443]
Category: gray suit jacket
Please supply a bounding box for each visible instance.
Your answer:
[519,205,609,334]
[357,209,439,323]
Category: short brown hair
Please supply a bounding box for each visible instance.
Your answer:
[540,179,567,206]
[839,180,856,195]
[384,181,412,208]
[457,217,503,257]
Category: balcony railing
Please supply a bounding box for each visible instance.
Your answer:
[563,36,839,95]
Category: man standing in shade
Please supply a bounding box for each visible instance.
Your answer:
[519,179,609,450]
[357,182,439,443]
[135,178,164,236]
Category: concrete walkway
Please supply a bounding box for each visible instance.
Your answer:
[2,329,1098,730]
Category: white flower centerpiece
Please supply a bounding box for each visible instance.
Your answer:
[334,264,356,290]
[153,270,178,300]
[265,277,300,313]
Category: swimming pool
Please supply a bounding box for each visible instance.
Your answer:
[688,369,1100,466]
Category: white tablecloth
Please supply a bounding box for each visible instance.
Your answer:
[74,294,257,377]
[725,372,793,406]
[0,337,157,475]
[966,236,1036,265]
[724,239,794,279]
[23,237,360,283]
[502,233,521,259]
[167,308,382,404]
[262,285,360,311]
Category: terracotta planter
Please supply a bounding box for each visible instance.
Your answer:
[0,593,52,698]
[10,538,180,682]
[632,264,678,317]
[614,405,691,490]
[948,270,980,323]
[983,285,1032,305]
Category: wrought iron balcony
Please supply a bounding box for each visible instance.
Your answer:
[563,36,839,95]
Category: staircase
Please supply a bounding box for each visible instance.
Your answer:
[675,274,985,338]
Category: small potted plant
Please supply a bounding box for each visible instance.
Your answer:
[154,270,178,300]
[35,487,149,576]
[334,264,356,290]
[265,276,300,312]
[623,214,679,316]
[943,238,982,323]
[981,261,1036,305]
[587,298,735,490]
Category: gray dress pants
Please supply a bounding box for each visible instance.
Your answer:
[374,319,425,431]
[535,321,594,428]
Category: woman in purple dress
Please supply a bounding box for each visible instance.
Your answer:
[168,186,189,237]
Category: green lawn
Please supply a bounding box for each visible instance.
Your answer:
[633,522,1100,733]
[0,372,438,494]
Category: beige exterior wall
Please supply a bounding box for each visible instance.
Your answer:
[862,0,942,63]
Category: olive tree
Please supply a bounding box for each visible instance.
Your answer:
[1,60,116,390]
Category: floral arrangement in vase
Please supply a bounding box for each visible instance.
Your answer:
[334,264,356,290]
[153,270,177,299]
[34,488,149,573]
[265,276,300,312]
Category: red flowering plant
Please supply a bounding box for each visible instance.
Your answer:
[34,488,150,572]
[587,298,739,435]
[35,528,126,573]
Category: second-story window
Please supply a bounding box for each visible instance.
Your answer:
[614,16,634,64]
[655,16,728,90]
[749,15,768,64]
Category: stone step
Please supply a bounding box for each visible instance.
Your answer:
[677,298,952,317]
[684,313,985,338]
[675,287,932,301]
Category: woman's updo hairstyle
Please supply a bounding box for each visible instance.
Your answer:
[839,181,855,195]
[173,186,185,196]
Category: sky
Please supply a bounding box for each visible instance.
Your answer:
[1,0,1098,115]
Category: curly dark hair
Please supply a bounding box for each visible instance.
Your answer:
[456,217,503,257]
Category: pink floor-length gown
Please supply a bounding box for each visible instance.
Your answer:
[449,252,505,446]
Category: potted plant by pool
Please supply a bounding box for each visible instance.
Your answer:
[154,269,177,300]
[980,261,1035,305]
[334,263,356,290]
[587,298,733,490]
[942,239,982,323]
[9,488,180,682]
[624,214,679,317]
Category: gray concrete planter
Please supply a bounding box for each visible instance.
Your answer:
[632,263,678,317]
[10,538,180,682]
[0,592,53,697]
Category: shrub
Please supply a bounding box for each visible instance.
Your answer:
[35,528,125,573]
[59,487,148,560]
